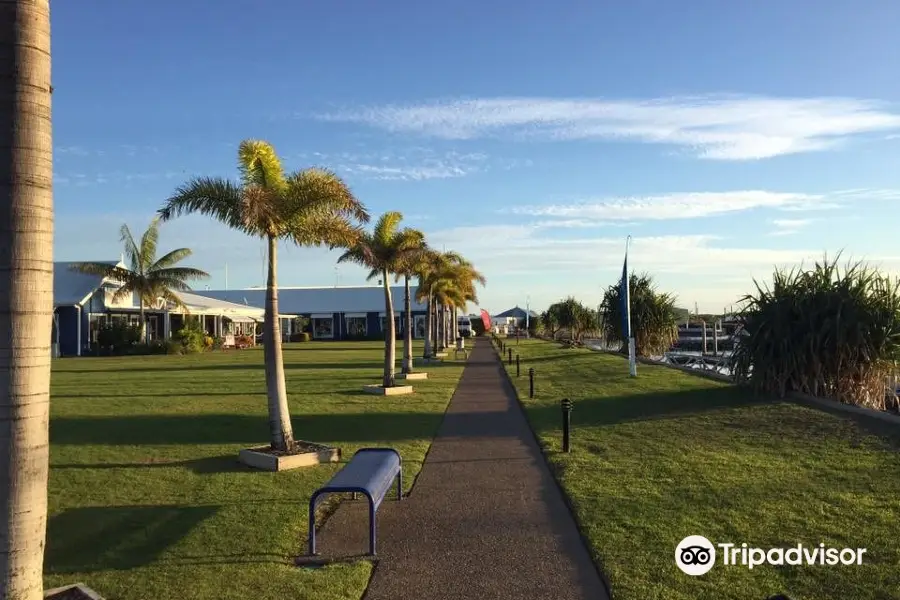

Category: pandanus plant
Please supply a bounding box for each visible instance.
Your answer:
[600,272,679,357]
[732,254,900,409]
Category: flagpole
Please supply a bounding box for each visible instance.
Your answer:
[625,235,637,377]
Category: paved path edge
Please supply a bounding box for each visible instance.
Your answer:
[491,340,615,599]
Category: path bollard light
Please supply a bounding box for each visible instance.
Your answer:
[529,368,535,398]
[561,398,573,452]
[507,348,513,365]
[516,353,520,377]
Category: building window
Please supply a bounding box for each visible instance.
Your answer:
[313,317,334,339]
[414,315,426,339]
[346,316,367,337]
[380,316,401,334]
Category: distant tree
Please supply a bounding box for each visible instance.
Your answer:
[71,218,209,342]
[600,272,679,356]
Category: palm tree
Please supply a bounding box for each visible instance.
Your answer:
[338,212,425,388]
[71,218,210,342]
[420,256,485,352]
[0,1,53,597]
[394,236,430,375]
[158,140,368,452]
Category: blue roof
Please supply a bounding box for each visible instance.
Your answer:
[493,306,539,319]
[193,285,426,314]
[54,261,118,306]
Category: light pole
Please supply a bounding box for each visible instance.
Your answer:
[525,295,530,338]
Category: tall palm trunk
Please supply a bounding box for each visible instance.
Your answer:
[139,301,147,343]
[263,235,294,452]
[0,1,53,597]
[402,275,413,373]
[436,304,444,352]
[423,291,433,359]
[382,268,396,387]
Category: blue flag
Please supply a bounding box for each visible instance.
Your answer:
[620,254,631,339]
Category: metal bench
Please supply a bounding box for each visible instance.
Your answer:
[307,447,402,556]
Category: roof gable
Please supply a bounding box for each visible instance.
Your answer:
[54,260,120,306]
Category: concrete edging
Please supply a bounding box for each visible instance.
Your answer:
[789,391,900,427]
[591,345,900,427]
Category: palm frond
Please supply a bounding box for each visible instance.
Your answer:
[151,266,209,283]
[151,248,193,271]
[373,211,404,247]
[70,263,135,283]
[285,167,369,224]
[238,140,287,194]
[118,223,141,273]
[138,218,161,273]
[158,177,254,235]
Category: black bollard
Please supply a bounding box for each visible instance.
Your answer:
[528,368,535,398]
[507,348,513,365]
[561,398,573,452]
[516,353,520,377]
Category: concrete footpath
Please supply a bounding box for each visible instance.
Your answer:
[309,338,610,600]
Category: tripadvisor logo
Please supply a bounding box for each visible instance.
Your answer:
[675,536,867,576]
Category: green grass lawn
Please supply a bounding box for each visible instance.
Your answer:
[45,341,464,600]
[499,338,900,600]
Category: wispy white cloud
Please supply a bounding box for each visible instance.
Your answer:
[769,218,813,236]
[424,224,900,308]
[318,94,900,160]
[504,188,900,227]
[291,147,493,181]
[508,190,825,223]
[54,170,182,187]
[339,162,475,181]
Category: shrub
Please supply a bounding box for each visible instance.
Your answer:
[174,318,206,353]
[732,255,900,409]
[290,332,310,342]
[165,340,183,355]
[96,320,142,353]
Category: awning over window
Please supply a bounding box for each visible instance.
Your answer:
[344,313,366,318]
[311,313,333,319]
[226,315,258,324]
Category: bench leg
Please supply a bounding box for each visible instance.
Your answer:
[368,499,377,556]
[397,471,402,501]
[308,496,318,555]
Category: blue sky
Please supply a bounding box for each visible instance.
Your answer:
[52,1,900,314]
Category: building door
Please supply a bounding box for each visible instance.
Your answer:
[146,316,159,341]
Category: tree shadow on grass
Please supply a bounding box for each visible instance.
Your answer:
[45,504,219,574]
[75,362,391,374]
[51,454,252,475]
[50,412,446,446]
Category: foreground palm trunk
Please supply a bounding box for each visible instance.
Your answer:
[382,269,396,387]
[0,1,53,598]
[264,235,294,452]
[402,275,413,373]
